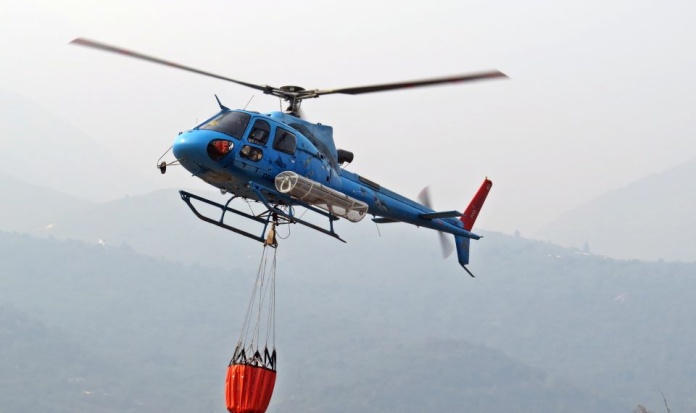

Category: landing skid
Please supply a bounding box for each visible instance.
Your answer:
[179,182,346,244]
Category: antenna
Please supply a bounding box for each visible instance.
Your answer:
[374,221,382,237]
[244,95,254,110]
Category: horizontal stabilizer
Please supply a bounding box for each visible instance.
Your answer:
[420,210,462,220]
[372,217,399,224]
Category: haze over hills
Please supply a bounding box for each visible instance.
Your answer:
[26,187,265,271]
[536,158,696,262]
[15,158,696,269]
[0,172,94,232]
[0,88,159,202]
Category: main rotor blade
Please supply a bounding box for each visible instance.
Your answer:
[70,38,273,94]
[313,70,507,96]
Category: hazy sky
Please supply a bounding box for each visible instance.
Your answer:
[2,0,695,235]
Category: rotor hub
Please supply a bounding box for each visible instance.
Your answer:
[279,85,305,93]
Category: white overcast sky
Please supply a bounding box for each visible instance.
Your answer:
[2,0,695,235]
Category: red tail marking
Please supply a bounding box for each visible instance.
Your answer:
[460,178,492,231]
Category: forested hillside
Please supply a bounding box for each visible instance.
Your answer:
[1,228,694,412]
[0,231,623,412]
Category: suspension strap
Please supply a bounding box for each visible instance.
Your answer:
[232,242,277,370]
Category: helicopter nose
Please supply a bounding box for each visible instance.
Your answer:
[173,129,238,176]
[172,130,206,162]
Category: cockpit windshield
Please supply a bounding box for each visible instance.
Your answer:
[199,111,251,139]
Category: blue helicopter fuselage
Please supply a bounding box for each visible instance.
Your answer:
[67,36,499,272]
[172,109,478,240]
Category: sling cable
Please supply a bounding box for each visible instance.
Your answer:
[225,223,279,413]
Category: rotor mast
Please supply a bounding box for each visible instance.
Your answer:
[277,86,309,117]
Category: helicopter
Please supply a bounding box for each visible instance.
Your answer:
[70,38,505,276]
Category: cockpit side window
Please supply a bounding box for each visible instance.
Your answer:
[199,111,250,139]
[273,128,297,155]
[248,119,271,145]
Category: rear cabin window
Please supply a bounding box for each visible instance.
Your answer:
[199,111,250,139]
[273,128,297,155]
[247,119,271,145]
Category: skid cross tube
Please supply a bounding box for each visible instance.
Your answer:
[249,182,346,243]
[179,190,270,243]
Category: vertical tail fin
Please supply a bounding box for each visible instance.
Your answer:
[460,178,492,231]
[456,178,492,273]
[454,235,474,275]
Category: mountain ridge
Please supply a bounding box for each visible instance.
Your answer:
[0,171,94,232]
[535,158,696,261]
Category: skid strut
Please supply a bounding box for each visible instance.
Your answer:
[179,190,270,243]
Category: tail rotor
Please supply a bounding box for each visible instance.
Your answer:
[418,186,455,259]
